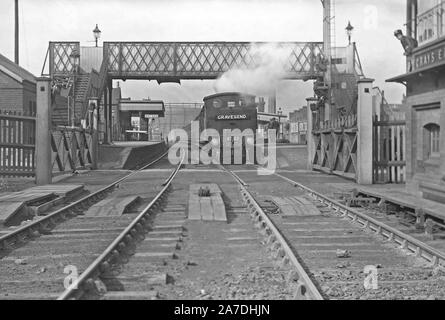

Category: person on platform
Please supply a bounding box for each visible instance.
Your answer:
[394,29,418,56]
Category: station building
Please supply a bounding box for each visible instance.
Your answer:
[110,97,165,142]
[0,53,36,114]
[388,0,445,202]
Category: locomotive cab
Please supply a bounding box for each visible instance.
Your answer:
[202,92,258,164]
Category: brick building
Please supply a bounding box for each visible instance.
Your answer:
[0,53,36,113]
[388,0,445,202]
[289,106,308,144]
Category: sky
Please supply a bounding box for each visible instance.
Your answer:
[0,0,407,115]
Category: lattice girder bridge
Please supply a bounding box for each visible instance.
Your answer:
[47,41,325,81]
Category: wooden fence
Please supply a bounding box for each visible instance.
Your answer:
[372,113,406,184]
[0,110,36,177]
[0,110,95,178]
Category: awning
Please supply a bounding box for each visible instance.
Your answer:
[386,63,445,83]
[120,101,165,116]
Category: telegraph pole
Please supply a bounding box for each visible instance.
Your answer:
[15,0,19,65]
[322,0,332,121]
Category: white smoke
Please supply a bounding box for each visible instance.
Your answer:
[214,43,292,96]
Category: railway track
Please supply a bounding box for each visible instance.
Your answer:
[59,155,185,300]
[220,165,323,300]
[0,150,185,299]
[225,167,445,300]
[3,149,445,300]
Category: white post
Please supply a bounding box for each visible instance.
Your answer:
[90,98,99,170]
[35,77,52,185]
[306,97,318,170]
[357,78,374,185]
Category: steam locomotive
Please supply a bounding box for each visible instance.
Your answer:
[199,92,258,164]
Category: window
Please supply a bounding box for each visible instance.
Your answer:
[213,100,222,108]
[417,0,445,45]
[424,123,440,159]
[431,126,440,154]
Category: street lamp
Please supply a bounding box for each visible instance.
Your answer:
[69,49,80,126]
[93,24,101,47]
[346,21,354,45]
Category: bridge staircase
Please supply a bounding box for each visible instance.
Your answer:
[51,61,108,127]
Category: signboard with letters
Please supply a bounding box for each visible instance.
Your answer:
[215,114,250,121]
[410,43,445,72]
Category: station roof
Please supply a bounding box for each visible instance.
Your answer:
[0,52,36,84]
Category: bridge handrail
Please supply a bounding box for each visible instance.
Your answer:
[103,41,325,79]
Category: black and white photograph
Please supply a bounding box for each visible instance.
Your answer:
[0,0,444,309]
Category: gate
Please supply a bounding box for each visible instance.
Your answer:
[312,114,358,180]
[372,113,406,184]
[51,126,94,174]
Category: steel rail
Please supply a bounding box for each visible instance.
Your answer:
[57,154,185,300]
[0,148,170,251]
[272,172,445,268]
[221,166,324,300]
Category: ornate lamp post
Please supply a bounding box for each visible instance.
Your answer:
[93,24,101,47]
[346,21,354,45]
[69,49,80,127]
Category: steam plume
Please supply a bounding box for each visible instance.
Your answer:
[214,43,292,96]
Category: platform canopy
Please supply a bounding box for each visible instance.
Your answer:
[257,112,287,123]
[119,100,165,117]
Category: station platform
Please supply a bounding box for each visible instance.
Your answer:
[98,141,167,170]
[355,184,445,220]
[0,184,85,226]
[277,170,445,223]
